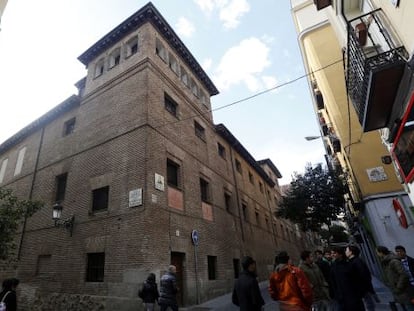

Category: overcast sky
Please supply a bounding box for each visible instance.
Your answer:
[0,0,325,184]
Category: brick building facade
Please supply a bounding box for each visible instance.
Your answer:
[0,3,316,310]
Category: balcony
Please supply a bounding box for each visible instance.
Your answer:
[346,9,407,132]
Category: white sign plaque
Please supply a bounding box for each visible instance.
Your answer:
[155,173,165,191]
[129,188,142,207]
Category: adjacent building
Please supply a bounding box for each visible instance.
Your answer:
[291,0,414,275]
[0,3,314,310]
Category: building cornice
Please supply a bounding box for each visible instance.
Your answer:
[0,95,80,154]
[77,2,219,96]
[257,159,282,179]
[215,123,275,187]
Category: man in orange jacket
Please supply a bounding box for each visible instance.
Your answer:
[269,251,313,311]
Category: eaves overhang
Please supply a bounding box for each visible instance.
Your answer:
[257,159,282,179]
[215,123,275,187]
[0,95,80,154]
[77,2,219,97]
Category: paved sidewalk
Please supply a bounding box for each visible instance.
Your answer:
[183,275,397,311]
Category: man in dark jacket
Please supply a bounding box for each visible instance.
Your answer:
[345,245,377,311]
[159,265,178,311]
[395,245,414,286]
[330,246,365,311]
[232,256,265,311]
[377,246,414,310]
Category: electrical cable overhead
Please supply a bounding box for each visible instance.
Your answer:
[155,58,344,129]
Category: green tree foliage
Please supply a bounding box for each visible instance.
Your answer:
[0,187,42,260]
[276,163,347,232]
[320,224,349,244]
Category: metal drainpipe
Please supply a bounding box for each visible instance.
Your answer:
[17,126,45,260]
[264,183,278,250]
[229,146,245,243]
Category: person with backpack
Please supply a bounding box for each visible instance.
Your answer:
[269,251,313,311]
[138,273,160,311]
[0,278,19,311]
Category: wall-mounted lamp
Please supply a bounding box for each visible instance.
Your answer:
[381,155,392,165]
[305,136,321,141]
[52,203,75,236]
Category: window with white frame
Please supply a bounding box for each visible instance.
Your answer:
[0,158,8,183]
[155,38,167,62]
[94,58,105,78]
[125,36,138,58]
[14,146,26,176]
[108,47,121,69]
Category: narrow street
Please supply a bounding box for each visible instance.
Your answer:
[184,275,399,311]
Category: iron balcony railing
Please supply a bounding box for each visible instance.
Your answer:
[346,9,407,132]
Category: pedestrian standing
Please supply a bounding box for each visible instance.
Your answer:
[159,265,179,311]
[330,246,365,311]
[138,273,160,311]
[0,278,19,311]
[269,251,313,311]
[298,250,330,311]
[345,245,377,311]
[376,246,414,310]
[232,256,265,311]
[395,245,414,304]
[314,249,331,285]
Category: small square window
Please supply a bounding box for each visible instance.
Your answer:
[156,38,167,62]
[55,173,68,202]
[207,256,217,280]
[235,159,242,174]
[86,252,105,282]
[169,53,179,75]
[36,254,52,276]
[126,36,138,58]
[194,121,206,141]
[224,192,231,211]
[167,159,180,188]
[181,66,189,87]
[218,143,226,159]
[92,186,109,211]
[242,203,247,221]
[200,178,210,203]
[63,118,76,136]
[109,48,121,69]
[165,93,178,117]
[94,59,104,78]
[248,172,254,184]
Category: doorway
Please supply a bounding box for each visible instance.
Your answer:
[170,252,185,306]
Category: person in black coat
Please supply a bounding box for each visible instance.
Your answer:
[159,265,179,311]
[138,273,160,311]
[0,278,19,311]
[346,245,377,311]
[330,246,365,311]
[232,256,265,311]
